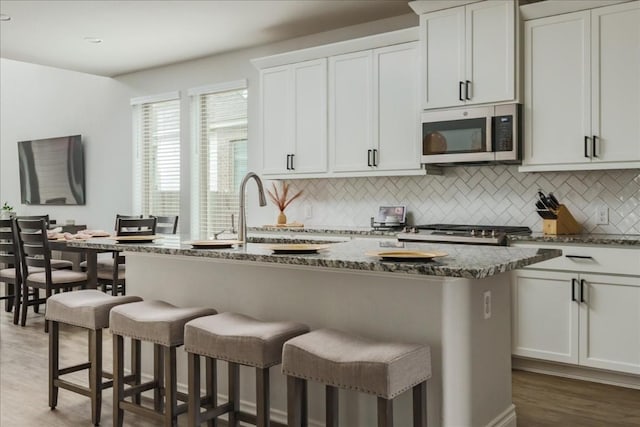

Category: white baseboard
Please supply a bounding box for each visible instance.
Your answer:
[513,357,640,390]
[487,404,517,427]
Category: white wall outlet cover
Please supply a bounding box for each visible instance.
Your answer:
[596,206,609,225]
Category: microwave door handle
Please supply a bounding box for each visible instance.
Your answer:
[486,116,493,152]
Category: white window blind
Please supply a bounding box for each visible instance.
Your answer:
[194,85,248,238]
[133,97,181,218]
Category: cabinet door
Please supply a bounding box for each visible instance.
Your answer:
[420,7,465,109]
[523,12,591,167]
[512,270,579,364]
[292,59,327,174]
[329,50,373,172]
[465,0,514,105]
[261,66,291,175]
[591,2,640,164]
[579,274,640,375]
[373,42,421,172]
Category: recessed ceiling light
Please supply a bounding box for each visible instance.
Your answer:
[84,37,103,44]
[0,14,11,21]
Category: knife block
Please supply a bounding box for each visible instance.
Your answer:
[543,205,582,235]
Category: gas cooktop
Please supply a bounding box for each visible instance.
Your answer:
[398,224,532,246]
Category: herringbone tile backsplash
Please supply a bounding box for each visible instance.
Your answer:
[280,166,640,234]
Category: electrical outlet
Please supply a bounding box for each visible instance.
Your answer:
[483,290,491,320]
[304,204,313,219]
[596,206,609,225]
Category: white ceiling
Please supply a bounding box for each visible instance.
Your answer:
[0,0,412,77]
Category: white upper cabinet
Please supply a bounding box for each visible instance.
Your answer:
[590,3,640,165]
[260,59,327,176]
[521,1,640,172]
[374,43,422,172]
[329,42,423,175]
[420,0,515,109]
[329,51,373,173]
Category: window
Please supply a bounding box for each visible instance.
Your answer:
[191,81,248,238]
[131,93,181,219]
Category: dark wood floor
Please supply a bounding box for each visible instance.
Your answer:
[1,309,639,426]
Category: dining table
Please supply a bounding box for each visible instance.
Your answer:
[48,239,114,289]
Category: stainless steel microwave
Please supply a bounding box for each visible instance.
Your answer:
[421,103,521,165]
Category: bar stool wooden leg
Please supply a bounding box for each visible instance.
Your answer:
[131,339,141,405]
[326,385,339,427]
[256,367,270,427]
[228,362,240,427]
[287,376,305,427]
[188,352,201,427]
[89,329,103,425]
[206,358,217,427]
[113,334,125,427]
[377,398,393,427]
[154,343,164,411]
[413,382,427,427]
[302,380,308,427]
[48,320,59,409]
[164,346,178,427]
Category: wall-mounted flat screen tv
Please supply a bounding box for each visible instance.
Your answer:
[18,135,86,205]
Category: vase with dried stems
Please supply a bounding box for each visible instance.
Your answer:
[266,182,303,225]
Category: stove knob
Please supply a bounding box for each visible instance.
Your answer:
[491,230,496,238]
[470,229,476,236]
[480,230,486,237]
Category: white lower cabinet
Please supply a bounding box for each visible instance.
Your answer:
[511,242,640,375]
[512,268,640,375]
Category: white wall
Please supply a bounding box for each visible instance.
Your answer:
[0,58,131,230]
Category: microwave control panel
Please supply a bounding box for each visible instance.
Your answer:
[493,115,514,152]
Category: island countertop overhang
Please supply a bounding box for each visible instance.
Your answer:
[67,236,562,280]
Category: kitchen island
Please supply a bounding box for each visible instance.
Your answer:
[68,236,561,427]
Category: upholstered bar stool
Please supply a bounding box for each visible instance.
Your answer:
[282,329,431,427]
[184,312,310,427]
[45,289,142,426]
[110,300,217,427]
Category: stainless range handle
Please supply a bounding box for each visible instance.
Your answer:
[565,255,594,260]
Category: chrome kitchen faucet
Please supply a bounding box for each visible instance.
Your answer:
[238,172,267,245]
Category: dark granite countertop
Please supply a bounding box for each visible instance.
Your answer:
[67,236,561,280]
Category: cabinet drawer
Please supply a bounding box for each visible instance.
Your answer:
[512,243,640,276]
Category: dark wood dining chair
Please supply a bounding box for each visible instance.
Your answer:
[16,215,73,270]
[15,218,88,331]
[98,217,158,296]
[0,218,22,324]
[153,215,179,234]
